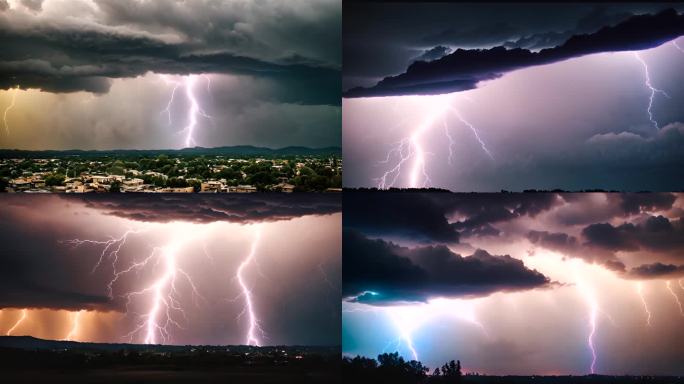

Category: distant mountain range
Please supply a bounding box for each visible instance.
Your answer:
[0,335,187,352]
[0,145,341,158]
[0,335,338,353]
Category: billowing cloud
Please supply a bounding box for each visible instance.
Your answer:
[582,215,684,253]
[0,0,340,105]
[502,7,635,50]
[344,191,560,242]
[626,262,684,279]
[343,230,551,305]
[343,192,460,243]
[344,9,684,97]
[414,46,452,62]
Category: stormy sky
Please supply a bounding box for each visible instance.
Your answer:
[343,191,684,375]
[343,3,684,191]
[0,194,341,346]
[0,0,340,150]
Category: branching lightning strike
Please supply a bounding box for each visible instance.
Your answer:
[3,87,19,135]
[377,99,493,189]
[65,232,203,345]
[637,282,652,327]
[160,74,213,148]
[666,281,684,317]
[633,52,670,130]
[63,229,141,278]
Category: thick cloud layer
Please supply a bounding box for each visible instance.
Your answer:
[66,194,341,224]
[583,215,684,253]
[344,191,684,294]
[344,191,559,242]
[0,0,340,104]
[344,10,684,97]
[343,229,551,305]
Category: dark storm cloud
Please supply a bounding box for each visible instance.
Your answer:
[414,46,452,62]
[0,27,339,104]
[344,9,684,98]
[527,230,579,253]
[343,191,460,243]
[502,7,635,51]
[582,215,684,253]
[343,230,551,305]
[626,262,684,279]
[0,209,116,311]
[445,193,559,237]
[618,193,677,215]
[421,22,520,48]
[345,191,684,287]
[344,190,560,242]
[66,194,341,224]
[527,229,625,271]
[0,0,340,105]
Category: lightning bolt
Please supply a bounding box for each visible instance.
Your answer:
[62,229,141,277]
[449,107,494,160]
[575,273,599,374]
[160,76,181,126]
[387,311,419,361]
[159,74,213,148]
[383,298,487,363]
[235,229,263,346]
[64,230,203,345]
[633,52,670,130]
[376,97,493,189]
[120,244,203,345]
[63,310,83,341]
[6,309,28,336]
[443,119,456,166]
[318,262,337,291]
[666,281,684,317]
[3,87,18,135]
[637,282,652,327]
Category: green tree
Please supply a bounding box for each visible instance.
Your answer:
[45,173,65,187]
[109,180,122,193]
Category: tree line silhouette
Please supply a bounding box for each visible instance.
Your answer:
[343,352,463,384]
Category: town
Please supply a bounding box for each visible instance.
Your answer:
[0,154,342,193]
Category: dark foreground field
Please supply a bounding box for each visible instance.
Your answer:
[4,367,338,384]
[0,336,340,384]
[343,354,683,384]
